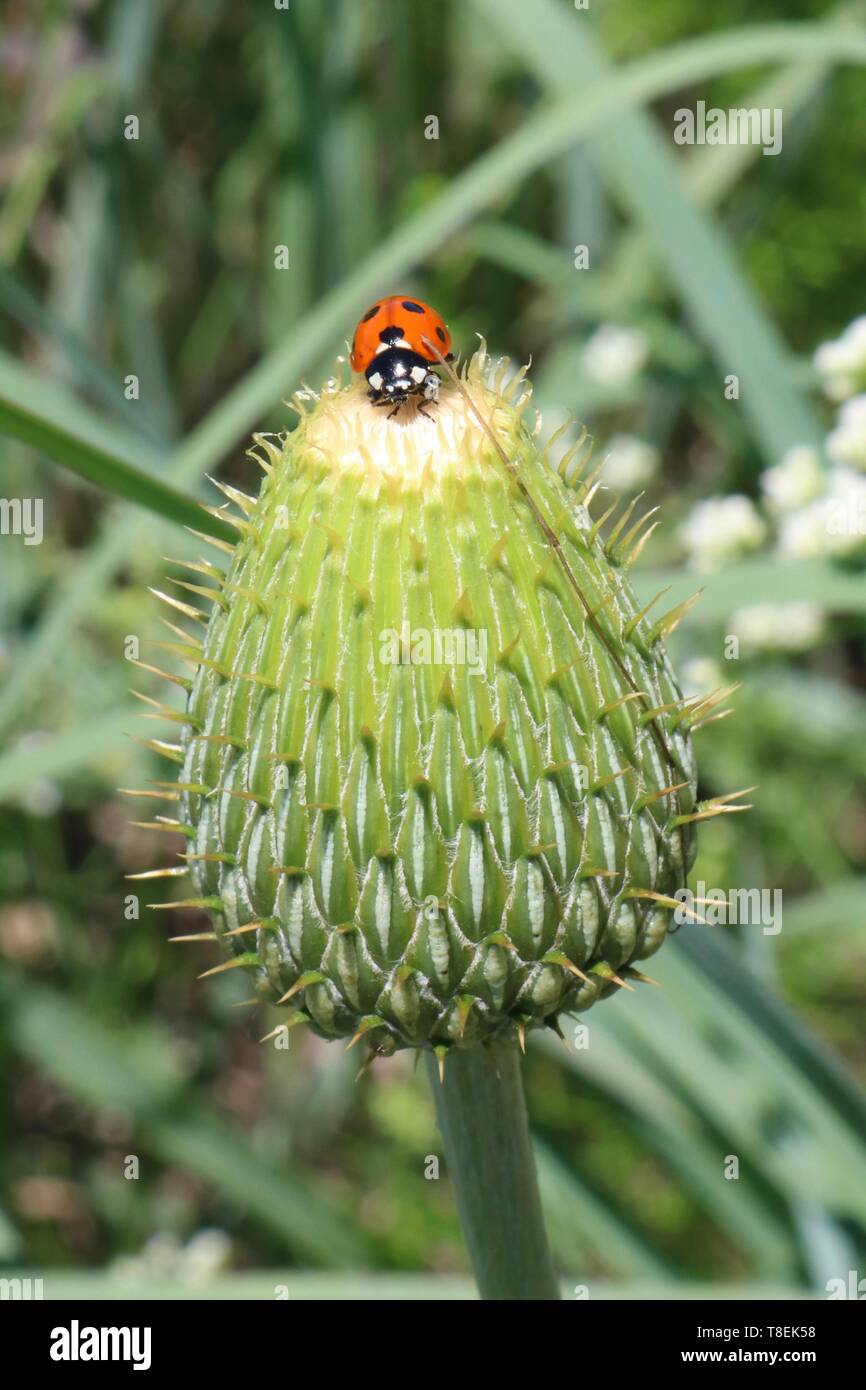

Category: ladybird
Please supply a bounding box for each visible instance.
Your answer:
[350,295,453,415]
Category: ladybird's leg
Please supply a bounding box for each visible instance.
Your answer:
[422,372,440,402]
[417,405,435,421]
[387,404,401,420]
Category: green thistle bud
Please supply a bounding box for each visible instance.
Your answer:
[160,348,702,1061]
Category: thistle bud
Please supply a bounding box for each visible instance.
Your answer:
[157,350,701,1062]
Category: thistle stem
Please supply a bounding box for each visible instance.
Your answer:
[425,1038,560,1301]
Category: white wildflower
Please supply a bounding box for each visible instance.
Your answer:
[826,394,866,470]
[760,445,824,514]
[110,1228,232,1287]
[824,466,866,555]
[140,1232,183,1278]
[12,732,61,817]
[814,316,866,401]
[601,435,660,491]
[776,499,832,559]
[582,324,648,385]
[180,1229,232,1285]
[679,494,767,570]
[680,657,723,698]
[19,778,62,818]
[729,602,825,652]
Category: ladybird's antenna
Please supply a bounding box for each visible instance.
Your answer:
[421,333,689,888]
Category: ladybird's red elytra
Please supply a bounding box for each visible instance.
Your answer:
[350,295,453,415]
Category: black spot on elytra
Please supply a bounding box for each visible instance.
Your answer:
[361,304,380,322]
[379,325,404,346]
[436,326,447,342]
[402,300,425,313]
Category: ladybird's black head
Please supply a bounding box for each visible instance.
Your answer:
[365,346,436,404]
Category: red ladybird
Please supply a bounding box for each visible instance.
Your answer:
[350,295,453,415]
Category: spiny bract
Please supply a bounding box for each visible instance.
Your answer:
[150,349,709,1061]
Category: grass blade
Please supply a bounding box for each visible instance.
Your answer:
[0,711,134,802]
[637,557,866,623]
[0,357,231,538]
[675,925,866,1145]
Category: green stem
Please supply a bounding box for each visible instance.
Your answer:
[425,1038,560,1301]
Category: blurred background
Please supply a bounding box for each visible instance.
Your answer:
[1,0,865,1299]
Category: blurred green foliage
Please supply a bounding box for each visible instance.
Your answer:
[0,0,864,1297]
